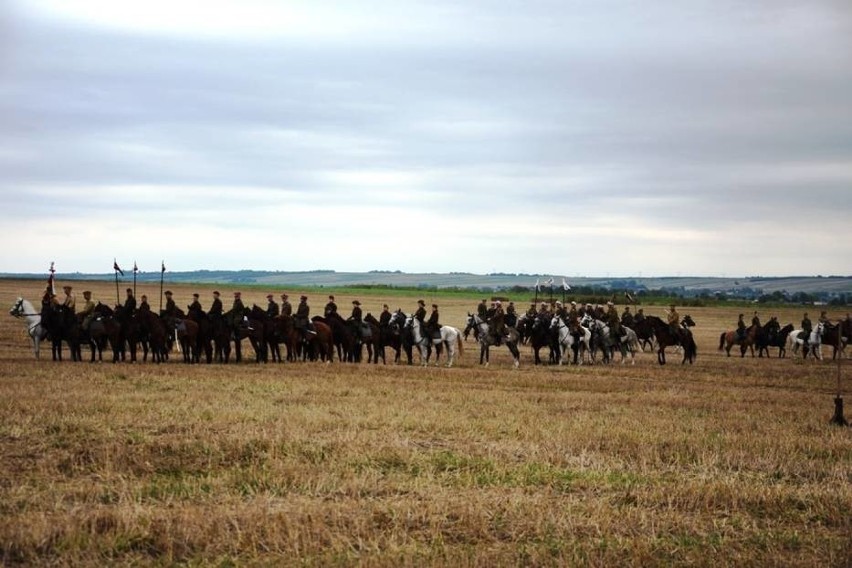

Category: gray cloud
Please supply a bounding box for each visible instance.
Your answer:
[1,0,850,275]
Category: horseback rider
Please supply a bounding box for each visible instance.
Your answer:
[477,299,488,319]
[163,290,177,317]
[537,302,549,319]
[621,306,634,328]
[737,313,747,341]
[209,291,223,320]
[123,288,136,316]
[295,295,314,340]
[349,300,363,341]
[62,286,76,313]
[489,300,507,345]
[606,301,621,342]
[666,304,680,338]
[801,312,812,349]
[79,290,95,331]
[414,299,427,323]
[427,304,440,338]
[554,301,566,319]
[139,294,151,312]
[818,310,830,325]
[567,301,579,332]
[230,291,247,328]
[751,311,761,328]
[189,293,202,313]
[634,308,645,324]
[379,304,391,327]
[280,293,292,317]
[266,294,280,318]
[526,303,536,318]
[325,295,338,318]
[505,301,517,327]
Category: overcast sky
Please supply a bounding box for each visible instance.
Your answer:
[2,1,850,277]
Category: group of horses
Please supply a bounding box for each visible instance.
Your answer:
[492,312,698,366]
[719,318,850,360]
[8,297,466,367]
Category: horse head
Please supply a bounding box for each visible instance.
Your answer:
[682,315,696,328]
[9,297,25,317]
[549,316,562,330]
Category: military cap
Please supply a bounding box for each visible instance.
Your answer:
[213,291,220,296]
[192,293,199,298]
[281,293,288,299]
[63,285,72,291]
[570,301,576,305]
[432,304,438,308]
[328,295,335,300]
[607,301,613,306]
[495,301,502,306]
[83,290,92,296]
[300,295,308,300]
[352,300,361,305]
[164,290,173,295]
[417,299,425,306]
[383,304,389,309]
[234,292,241,297]
[126,288,132,293]
[555,301,562,306]
[266,294,274,299]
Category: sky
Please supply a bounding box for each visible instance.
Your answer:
[1,0,851,277]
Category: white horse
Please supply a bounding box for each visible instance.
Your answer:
[465,313,521,368]
[550,316,591,365]
[9,297,48,359]
[789,322,826,360]
[583,316,636,365]
[405,316,463,367]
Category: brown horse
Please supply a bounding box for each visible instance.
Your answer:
[133,308,168,363]
[719,324,759,357]
[646,315,696,365]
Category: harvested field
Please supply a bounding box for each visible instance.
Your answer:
[1,280,850,566]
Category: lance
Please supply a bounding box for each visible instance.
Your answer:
[113,259,123,304]
[133,261,138,297]
[548,277,554,306]
[48,261,56,296]
[159,260,165,312]
[534,278,539,307]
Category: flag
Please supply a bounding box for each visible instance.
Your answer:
[625,292,635,304]
[133,261,138,273]
[113,260,124,276]
[562,278,571,291]
[534,278,540,292]
[546,277,554,287]
[161,261,166,273]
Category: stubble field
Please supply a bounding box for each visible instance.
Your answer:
[0,279,850,566]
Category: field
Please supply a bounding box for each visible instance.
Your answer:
[1,280,850,566]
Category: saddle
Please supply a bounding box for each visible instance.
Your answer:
[360,322,372,339]
[797,331,809,341]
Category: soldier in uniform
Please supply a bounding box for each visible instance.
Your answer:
[280,293,292,316]
[666,304,680,338]
[266,294,279,318]
[567,301,580,332]
[554,301,565,319]
[621,306,634,328]
[818,310,829,325]
[477,299,488,319]
[751,311,761,328]
[414,299,427,323]
[62,286,76,313]
[325,295,338,318]
[379,304,392,327]
[634,308,645,324]
[123,288,137,315]
[737,314,747,341]
[295,295,313,340]
[209,291,223,320]
[163,290,177,316]
[538,302,549,319]
[801,312,812,348]
[79,290,96,331]
[230,292,246,327]
[526,303,537,318]
[139,294,151,312]
[189,293,202,313]
[606,301,621,341]
[349,300,363,341]
[505,301,517,327]
[489,300,506,345]
[427,304,440,338]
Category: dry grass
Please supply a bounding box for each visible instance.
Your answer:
[1,280,850,566]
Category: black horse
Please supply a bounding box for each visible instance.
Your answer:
[645,315,696,365]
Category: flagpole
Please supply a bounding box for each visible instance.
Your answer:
[133,261,138,298]
[49,261,56,296]
[159,261,165,312]
[534,278,539,307]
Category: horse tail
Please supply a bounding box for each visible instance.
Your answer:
[457,332,464,357]
[718,332,726,351]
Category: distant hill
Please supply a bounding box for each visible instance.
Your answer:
[2,270,850,301]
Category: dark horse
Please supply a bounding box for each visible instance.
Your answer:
[646,315,696,365]
[632,317,656,352]
[133,308,169,363]
[756,323,794,358]
[318,312,358,362]
[526,315,558,365]
[387,310,417,365]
